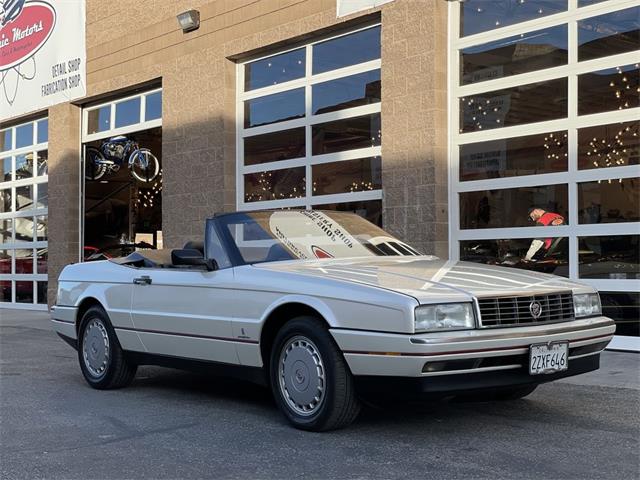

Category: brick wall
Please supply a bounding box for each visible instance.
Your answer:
[28,0,449,304]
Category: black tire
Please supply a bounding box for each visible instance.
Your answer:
[77,306,137,389]
[270,316,360,431]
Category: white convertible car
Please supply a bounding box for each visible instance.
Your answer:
[52,210,615,431]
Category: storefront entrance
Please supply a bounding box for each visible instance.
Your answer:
[81,89,162,261]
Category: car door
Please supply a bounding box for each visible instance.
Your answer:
[130,266,240,364]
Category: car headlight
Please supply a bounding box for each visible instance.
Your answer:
[573,292,601,318]
[415,303,476,333]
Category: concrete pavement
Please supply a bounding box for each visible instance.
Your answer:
[1,309,639,479]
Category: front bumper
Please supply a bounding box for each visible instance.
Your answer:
[50,305,78,346]
[330,315,615,379]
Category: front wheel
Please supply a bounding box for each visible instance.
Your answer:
[129,148,160,183]
[270,316,360,431]
[78,306,137,389]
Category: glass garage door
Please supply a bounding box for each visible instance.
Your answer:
[448,1,640,350]
[0,118,49,309]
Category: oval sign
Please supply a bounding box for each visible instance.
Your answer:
[0,2,56,71]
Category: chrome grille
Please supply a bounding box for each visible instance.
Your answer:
[477,292,575,328]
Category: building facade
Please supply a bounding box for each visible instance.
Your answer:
[1,0,638,349]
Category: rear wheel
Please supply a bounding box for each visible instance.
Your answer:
[270,316,360,431]
[78,306,137,389]
[85,146,107,181]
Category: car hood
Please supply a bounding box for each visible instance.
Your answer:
[254,256,588,303]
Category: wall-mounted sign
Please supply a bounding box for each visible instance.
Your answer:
[336,0,394,18]
[0,0,86,122]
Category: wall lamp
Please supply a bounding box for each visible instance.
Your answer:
[177,9,200,33]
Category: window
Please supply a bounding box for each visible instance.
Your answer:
[0,118,48,309]
[460,78,567,133]
[84,89,162,139]
[578,7,640,62]
[237,25,382,221]
[578,63,639,116]
[450,1,640,342]
[460,0,567,37]
[460,131,568,181]
[461,25,568,85]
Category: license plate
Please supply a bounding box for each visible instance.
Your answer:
[529,342,569,375]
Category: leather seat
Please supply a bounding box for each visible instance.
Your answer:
[183,241,205,255]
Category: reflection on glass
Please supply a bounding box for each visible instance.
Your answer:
[578,63,639,116]
[0,188,10,213]
[244,88,305,128]
[460,131,568,181]
[0,280,11,302]
[579,235,639,279]
[115,97,141,128]
[244,127,305,166]
[244,167,305,202]
[36,184,48,209]
[15,281,33,303]
[0,250,10,275]
[37,119,48,144]
[579,0,607,5]
[578,121,639,170]
[312,70,381,114]
[1,157,11,182]
[578,7,640,62]
[312,157,382,196]
[14,249,33,274]
[313,26,381,74]
[36,150,48,176]
[37,281,47,304]
[312,199,383,227]
[578,177,640,224]
[460,78,567,133]
[245,48,305,91]
[312,113,381,155]
[36,216,48,241]
[0,129,12,152]
[461,238,569,277]
[600,292,640,337]
[87,106,111,134]
[461,25,567,85]
[15,153,33,179]
[460,184,568,229]
[14,217,33,242]
[0,219,11,243]
[15,123,33,149]
[460,0,567,37]
[15,185,33,211]
[36,248,47,273]
[145,91,162,121]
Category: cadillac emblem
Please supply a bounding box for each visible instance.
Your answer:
[529,301,543,319]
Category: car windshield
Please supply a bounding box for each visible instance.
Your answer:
[217,210,422,264]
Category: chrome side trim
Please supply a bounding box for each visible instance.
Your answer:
[421,364,522,377]
[569,349,607,361]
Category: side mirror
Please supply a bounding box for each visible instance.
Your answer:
[171,249,218,271]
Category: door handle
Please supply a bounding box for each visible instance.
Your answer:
[133,276,152,285]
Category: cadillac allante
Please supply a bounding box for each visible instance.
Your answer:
[51,211,614,430]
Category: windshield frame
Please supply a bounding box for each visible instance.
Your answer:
[208,210,422,267]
